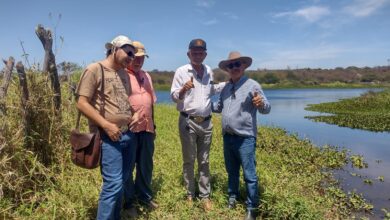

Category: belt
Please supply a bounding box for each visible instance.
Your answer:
[180,112,211,123]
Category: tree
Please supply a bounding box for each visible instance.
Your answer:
[262,72,280,84]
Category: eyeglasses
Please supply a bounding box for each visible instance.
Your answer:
[227,61,241,69]
[120,47,135,58]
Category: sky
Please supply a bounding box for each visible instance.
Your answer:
[1,0,390,71]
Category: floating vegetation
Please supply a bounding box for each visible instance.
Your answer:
[305,90,390,132]
[382,208,390,220]
[363,179,373,185]
[377,176,385,182]
[350,155,368,169]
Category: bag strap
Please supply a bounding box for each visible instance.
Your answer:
[75,63,105,129]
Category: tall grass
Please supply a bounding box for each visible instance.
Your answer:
[1,72,373,219]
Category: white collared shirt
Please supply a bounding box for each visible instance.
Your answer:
[170,63,226,117]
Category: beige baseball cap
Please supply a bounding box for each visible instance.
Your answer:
[133,41,149,58]
[105,35,136,51]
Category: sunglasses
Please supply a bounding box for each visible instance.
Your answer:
[120,47,135,58]
[227,61,241,69]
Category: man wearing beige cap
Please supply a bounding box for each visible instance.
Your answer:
[76,35,141,219]
[123,41,158,217]
[170,38,225,211]
[212,51,270,220]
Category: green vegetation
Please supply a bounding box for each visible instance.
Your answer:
[305,90,390,132]
[0,72,374,219]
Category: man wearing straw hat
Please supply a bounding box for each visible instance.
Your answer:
[170,38,225,211]
[212,51,271,220]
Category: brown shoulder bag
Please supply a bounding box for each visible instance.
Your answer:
[70,63,105,169]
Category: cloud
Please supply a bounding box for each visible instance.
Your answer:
[203,18,218,26]
[274,6,330,23]
[196,0,215,8]
[343,0,389,17]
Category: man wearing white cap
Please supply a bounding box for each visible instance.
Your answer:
[76,35,141,220]
[123,41,159,217]
[212,51,271,220]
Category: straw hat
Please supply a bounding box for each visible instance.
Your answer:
[133,41,149,58]
[218,51,252,71]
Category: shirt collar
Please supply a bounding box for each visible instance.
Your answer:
[187,64,207,79]
[230,75,248,87]
[128,68,145,77]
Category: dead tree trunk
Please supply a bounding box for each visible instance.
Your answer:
[35,24,61,113]
[16,62,29,105]
[0,57,15,115]
[16,62,31,147]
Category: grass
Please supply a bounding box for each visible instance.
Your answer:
[0,72,374,219]
[305,90,390,132]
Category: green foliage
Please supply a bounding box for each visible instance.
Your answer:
[262,72,280,84]
[350,155,368,169]
[305,90,390,132]
[382,208,390,220]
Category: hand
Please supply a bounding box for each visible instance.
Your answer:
[252,91,264,108]
[182,76,195,92]
[129,107,144,130]
[179,77,195,99]
[102,121,122,142]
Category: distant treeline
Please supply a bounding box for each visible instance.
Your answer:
[147,66,390,90]
[3,65,388,90]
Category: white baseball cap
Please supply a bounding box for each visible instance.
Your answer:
[105,35,136,51]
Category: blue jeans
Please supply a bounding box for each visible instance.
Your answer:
[124,131,155,207]
[223,133,259,210]
[97,131,136,220]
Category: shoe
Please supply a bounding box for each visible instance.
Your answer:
[146,200,159,210]
[186,195,193,205]
[202,198,212,212]
[227,198,237,209]
[122,206,138,219]
[243,210,257,220]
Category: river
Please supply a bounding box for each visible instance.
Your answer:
[155,88,390,218]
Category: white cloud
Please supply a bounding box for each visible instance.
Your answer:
[203,18,218,26]
[343,0,389,17]
[274,6,330,23]
[196,0,215,8]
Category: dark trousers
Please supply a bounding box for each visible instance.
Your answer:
[124,131,155,207]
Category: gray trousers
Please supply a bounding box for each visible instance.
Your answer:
[179,114,212,198]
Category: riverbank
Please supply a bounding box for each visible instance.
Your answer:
[305,90,390,132]
[1,104,374,219]
[153,82,389,91]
